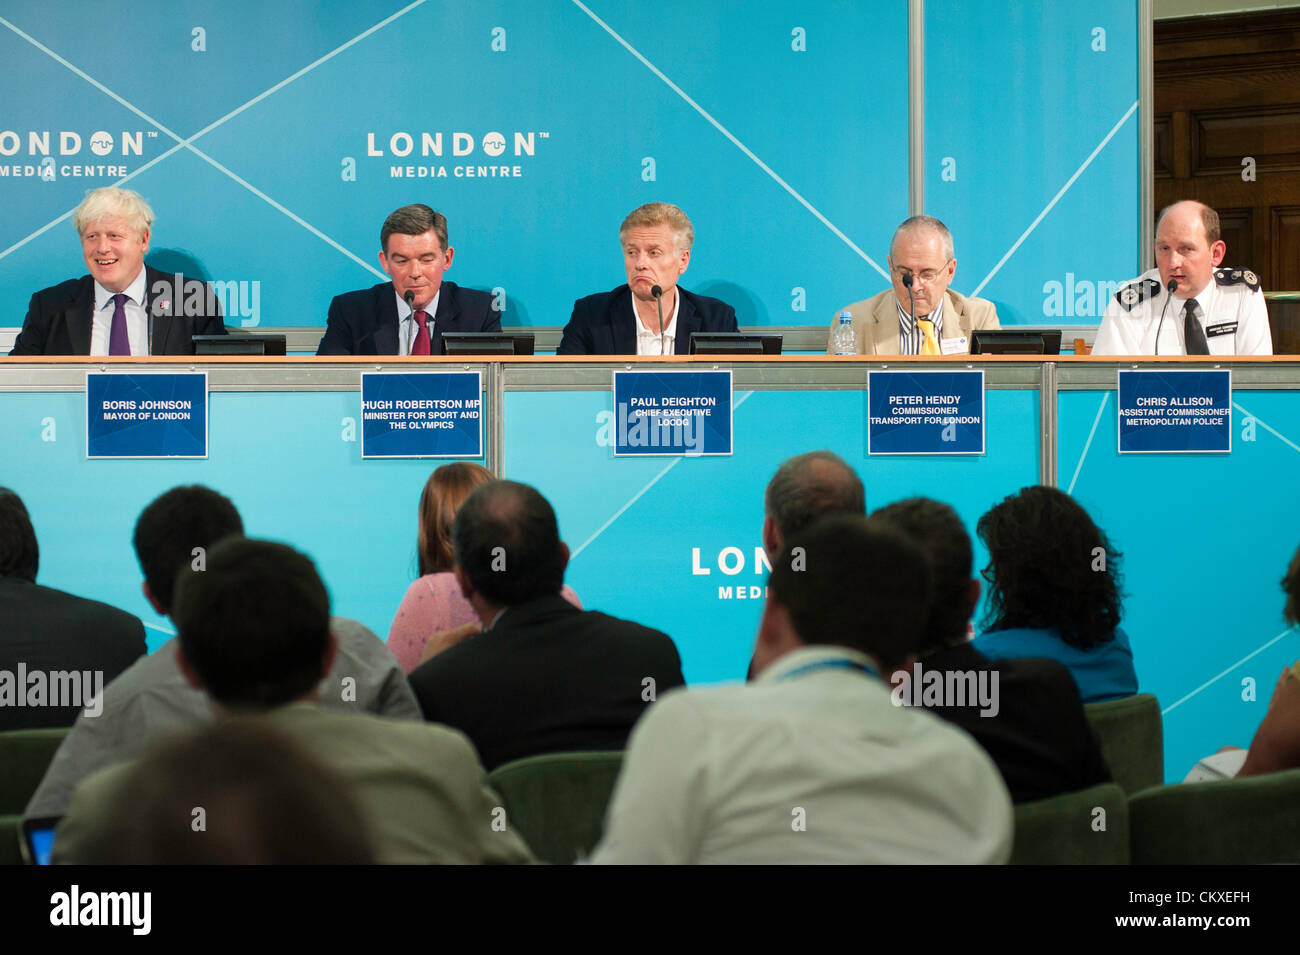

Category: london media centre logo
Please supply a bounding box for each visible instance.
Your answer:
[361,128,548,181]
[0,128,159,181]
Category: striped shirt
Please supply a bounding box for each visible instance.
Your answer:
[895,298,945,355]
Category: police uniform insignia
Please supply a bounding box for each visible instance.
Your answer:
[1215,268,1261,292]
[1115,279,1159,311]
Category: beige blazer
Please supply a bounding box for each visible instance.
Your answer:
[825,287,1001,355]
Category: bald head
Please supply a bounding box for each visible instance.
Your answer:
[763,451,865,556]
[1154,200,1226,298]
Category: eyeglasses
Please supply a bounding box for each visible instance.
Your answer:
[893,260,951,284]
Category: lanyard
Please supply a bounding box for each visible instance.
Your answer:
[776,658,879,683]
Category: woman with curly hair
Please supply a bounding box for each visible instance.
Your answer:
[971,485,1137,702]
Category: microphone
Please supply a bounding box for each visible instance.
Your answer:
[651,285,666,354]
[902,273,917,348]
[1154,279,1177,356]
[404,290,417,355]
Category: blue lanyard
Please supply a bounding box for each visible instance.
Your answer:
[776,658,879,683]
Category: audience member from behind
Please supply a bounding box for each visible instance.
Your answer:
[61,721,375,864]
[746,450,865,679]
[55,538,532,864]
[592,516,1012,863]
[388,463,581,672]
[0,488,144,730]
[408,480,684,771]
[869,497,1111,802]
[26,484,418,820]
[973,486,1138,702]
[1189,544,1300,780]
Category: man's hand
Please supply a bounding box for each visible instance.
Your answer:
[420,621,481,664]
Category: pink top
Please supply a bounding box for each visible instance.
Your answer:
[386,572,582,674]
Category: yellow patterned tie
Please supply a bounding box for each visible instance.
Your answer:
[917,318,940,355]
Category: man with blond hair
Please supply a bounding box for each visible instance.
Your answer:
[10,187,225,356]
[826,215,999,356]
[557,201,738,355]
[1093,199,1272,355]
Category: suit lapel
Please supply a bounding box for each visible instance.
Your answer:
[612,285,636,354]
[63,278,95,355]
[431,282,460,353]
[673,289,697,355]
[374,285,400,355]
[871,294,901,355]
[143,267,176,355]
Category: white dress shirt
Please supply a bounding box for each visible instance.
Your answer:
[90,268,149,356]
[395,288,442,356]
[590,644,1013,864]
[633,288,681,356]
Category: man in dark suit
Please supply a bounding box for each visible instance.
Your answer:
[0,489,145,730]
[408,480,685,771]
[557,202,738,355]
[868,497,1112,803]
[9,187,225,356]
[316,204,499,356]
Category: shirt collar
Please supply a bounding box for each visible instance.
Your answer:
[896,294,944,330]
[395,286,441,323]
[754,645,881,686]
[633,287,681,354]
[94,266,147,312]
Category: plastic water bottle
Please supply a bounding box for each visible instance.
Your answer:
[833,311,855,355]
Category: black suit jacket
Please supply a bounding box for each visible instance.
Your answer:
[407,593,685,771]
[316,281,499,356]
[557,284,739,355]
[921,643,1112,803]
[0,578,146,731]
[10,266,226,356]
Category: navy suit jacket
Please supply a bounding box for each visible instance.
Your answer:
[316,281,499,356]
[9,266,226,356]
[557,284,738,355]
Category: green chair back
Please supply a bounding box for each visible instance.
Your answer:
[0,815,22,867]
[1084,694,1163,793]
[1010,782,1129,864]
[1129,768,1300,864]
[487,750,624,865]
[0,727,69,815]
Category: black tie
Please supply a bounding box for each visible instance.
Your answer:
[1183,299,1209,355]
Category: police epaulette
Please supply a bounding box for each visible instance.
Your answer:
[1115,279,1161,311]
[1215,268,1260,292]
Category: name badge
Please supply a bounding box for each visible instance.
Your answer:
[1206,322,1237,338]
[939,336,969,355]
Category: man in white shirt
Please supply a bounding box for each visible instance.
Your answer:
[10,187,226,356]
[591,515,1014,864]
[557,202,739,355]
[1093,200,1272,356]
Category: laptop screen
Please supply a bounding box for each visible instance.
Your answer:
[22,818,59,865]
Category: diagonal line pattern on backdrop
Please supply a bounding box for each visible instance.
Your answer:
[570,0,889,281]
[0,3,429,277]
[1234,402,1300,455]
[1162,627,1298,716]
[972,100,1139,298]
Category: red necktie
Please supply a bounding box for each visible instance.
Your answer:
[412,309,431,356]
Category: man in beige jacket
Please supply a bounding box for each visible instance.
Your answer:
[827,215,1000,355]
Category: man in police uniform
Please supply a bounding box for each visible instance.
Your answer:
[1093,200,1272,356]
[825,215,1000,355]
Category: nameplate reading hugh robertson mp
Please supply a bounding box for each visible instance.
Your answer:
[611,369,733,457]
[86,372,207,459]
[360,371,483,458]
[1117,369,1232,454]
[868,369,985,455]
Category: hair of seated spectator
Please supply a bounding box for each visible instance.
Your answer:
[1283,543,1300,627]
[69,719,373,864]
[764,451,865,541]
[768,515,930,671]
[452,480,565,606]
[133,485,243,612]
[417,462,494,576]
[0,488,38,583]
[173,537,330,708]
[869,497,972,654]
[977,485,1124,650]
